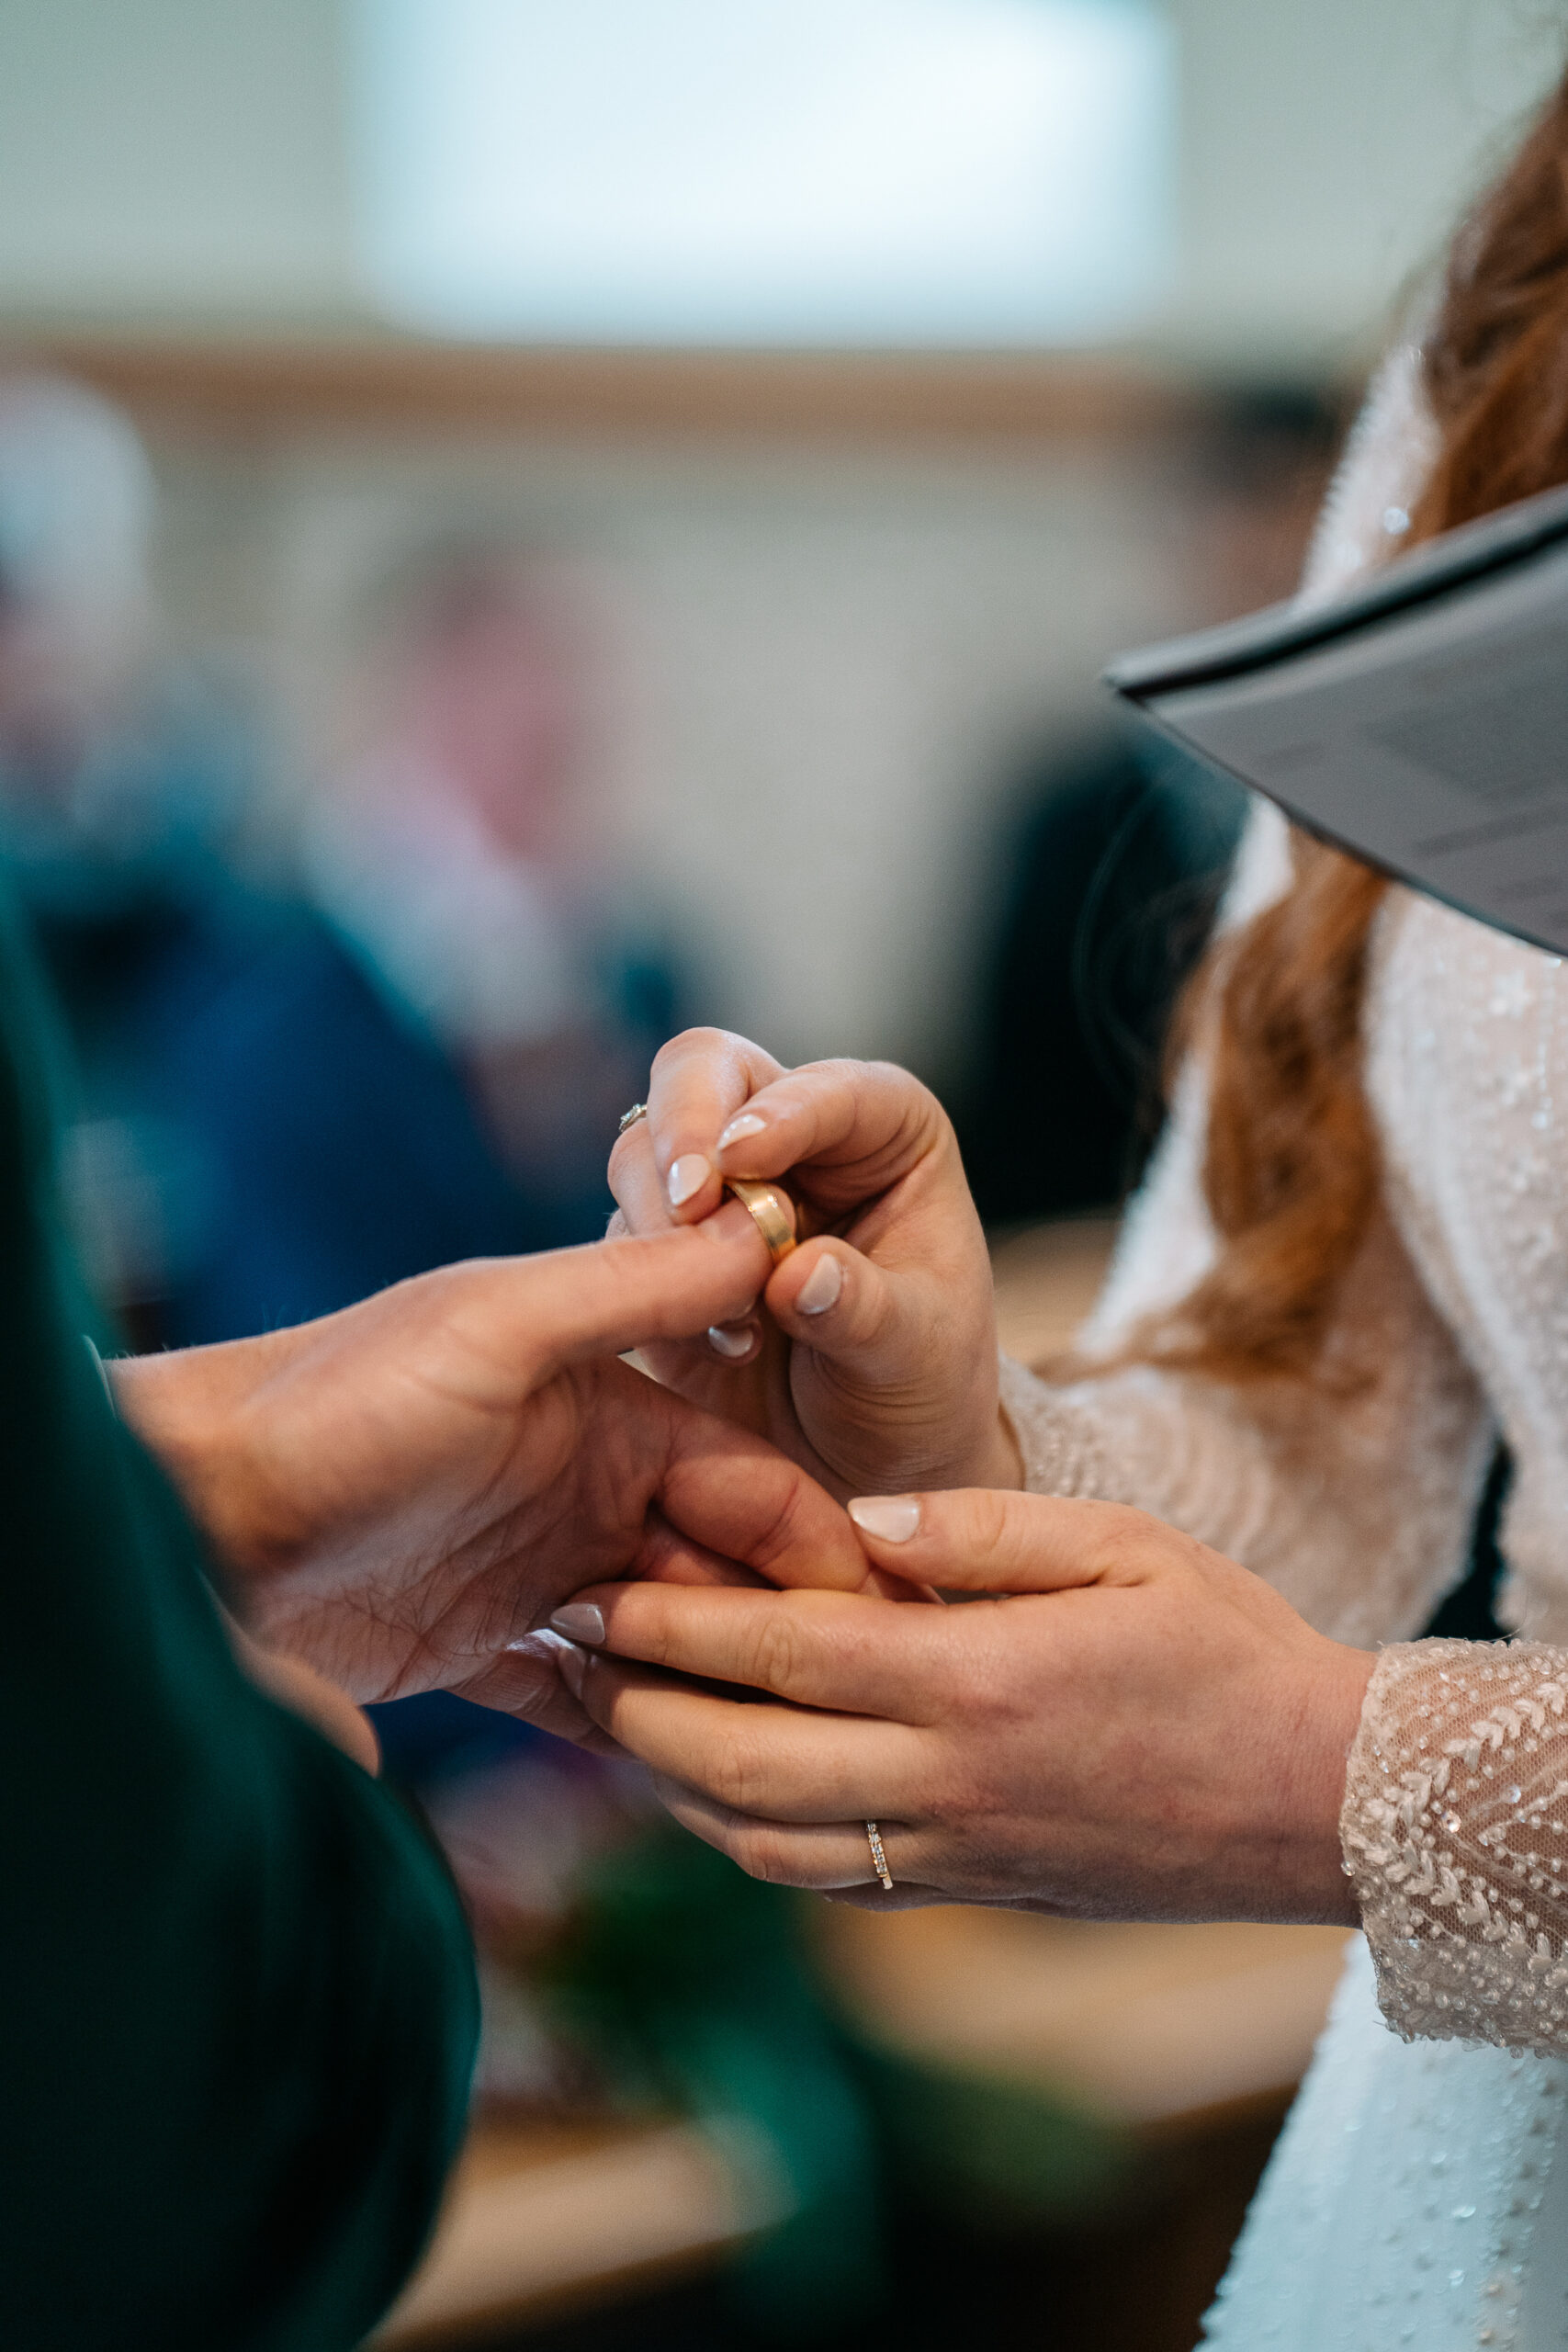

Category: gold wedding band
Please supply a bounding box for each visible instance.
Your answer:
[618,1102,649,1136]
[724,1178,797,1269]
[865,1821,893,1892]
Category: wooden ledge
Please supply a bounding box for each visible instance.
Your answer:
[1,331,1208,447]
[373,2115,787,2347]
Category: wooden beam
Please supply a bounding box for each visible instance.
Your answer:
[2,331,1208,447]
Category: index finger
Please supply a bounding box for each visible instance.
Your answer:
[651,1414,871,1595]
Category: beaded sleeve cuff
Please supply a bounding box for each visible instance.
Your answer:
[1342,1639,1568,2056]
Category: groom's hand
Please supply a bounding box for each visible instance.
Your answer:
[110,1204,869,1718]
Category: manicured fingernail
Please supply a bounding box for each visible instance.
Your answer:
[717,1112,767,1152]
[795,1253,842,1316]
[668,1154,711,1207]
[707,1320,757,1361]
[550,1603,605,1644]
[848,1495,923,1544]
[556,1641,588,1699]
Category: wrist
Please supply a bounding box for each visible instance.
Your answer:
[109,1338,298,1589]
[1279,1638,1376,1927]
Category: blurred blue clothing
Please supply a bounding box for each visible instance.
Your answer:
[17,873,602,1335]
[2,684,682,1783]
[144,906,579,1340]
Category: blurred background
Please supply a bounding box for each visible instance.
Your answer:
[0,2,1556,2345]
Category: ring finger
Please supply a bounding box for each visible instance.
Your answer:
[652,1773,929,1896]
[645,1029,787,1225]
[609,1105,772,1367]
[608,1114,675,1231]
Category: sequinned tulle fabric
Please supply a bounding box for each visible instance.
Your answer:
[998,345,1568,2342]
[1202,1940,1568,2350]
[1343,1644,1568,2055]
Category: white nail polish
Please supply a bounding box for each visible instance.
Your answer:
[717,1112,767,1152]
[795,1254,842,1316]
[550,1602,605,1644]
[556,1641,588,1699]
[707,1321,757,1361]
[668,1154,711,1207]
[848,1494,922,1544]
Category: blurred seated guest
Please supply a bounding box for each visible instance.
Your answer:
[0,374,273,1330]
[0,388,682,1342]
[957,389,1338,1227]
[0,854,859,2344]
[303,539,684,1250]
[145,538,683,1343]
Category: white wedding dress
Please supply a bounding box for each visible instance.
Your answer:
[1000,348,1568,2347]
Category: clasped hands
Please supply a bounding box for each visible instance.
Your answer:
[590,1028,1371,1926]
[115,1027,1372,1926]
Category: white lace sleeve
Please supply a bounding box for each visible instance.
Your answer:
[997,817,1494,1647]
[995,343,1568,2050]
[1342,1639,1568,2056]
[998,1206,1491,1649]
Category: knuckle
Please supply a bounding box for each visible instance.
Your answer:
[926,1769,985,1834]
[944,1640,1014,1734]
[746,1609,810,1701]
[840,1262,899,1352]
[605,1136,639,1195]
[711,1729,770,1816]
[905,1743,966,1826]
[868,1058,945,1139]
[624,1608,675,1674]
[866,1056,937,1105]
[1093,1502,1158,1576]
[966,1485,1016,1562]
[651,1025,731,1078]
[731,1824,797,1886]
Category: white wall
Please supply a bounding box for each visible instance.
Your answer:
[153,427,1190,1081]
[0,0,355,322]
[7,0,1568,1080]
[0,0,1562,360]
[1168,0,1566,364]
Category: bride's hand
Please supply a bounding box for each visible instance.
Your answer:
[547,1489,1374,1923]
[608,1028,1018,1498]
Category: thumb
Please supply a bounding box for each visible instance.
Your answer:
[657,1412,877,1594]
[459,1200,773,1380]
[845,1488,1167,1593]
[647,1399,938,1600]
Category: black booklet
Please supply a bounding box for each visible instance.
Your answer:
[1105,479,1568,956]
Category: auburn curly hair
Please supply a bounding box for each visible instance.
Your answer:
[1135,67,1568,1386]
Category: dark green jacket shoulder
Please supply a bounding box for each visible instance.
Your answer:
[0,896,479,2349]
